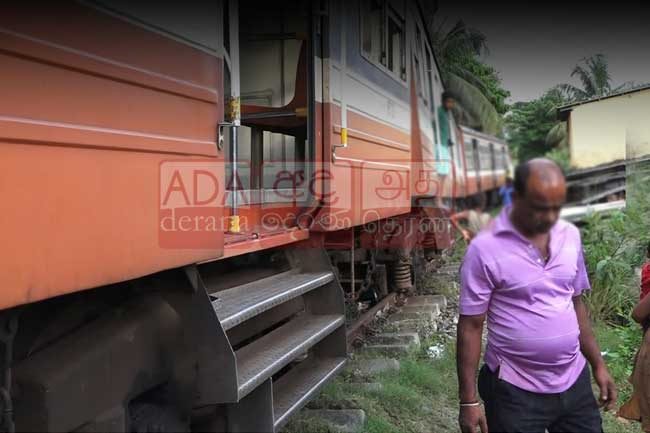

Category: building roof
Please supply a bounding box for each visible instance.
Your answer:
[557,83,650,120]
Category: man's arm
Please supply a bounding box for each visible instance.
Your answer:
[573,295,617,410]
[457,314,485,402]
[457,244,492,432]
[450,211,471,241]
[457,314,488,433]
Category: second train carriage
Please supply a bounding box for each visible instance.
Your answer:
[0,1,510,431]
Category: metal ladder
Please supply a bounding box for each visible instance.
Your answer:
[194,244,347,432]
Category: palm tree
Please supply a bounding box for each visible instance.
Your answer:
[426,19,503,135]
[558,54,633,102]
[548,54,636,148]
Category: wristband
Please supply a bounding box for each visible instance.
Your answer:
[459,401,481,407]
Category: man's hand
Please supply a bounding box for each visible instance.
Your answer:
[573,295,618,411]
[459,405,488,433]
[593,365,617,411]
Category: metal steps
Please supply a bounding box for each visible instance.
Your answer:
[212,270,334,330]
[236,313,344,399]
[193,244,347,431]
[273,356,347,431]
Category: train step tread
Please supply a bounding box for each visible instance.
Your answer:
[273,357,347,431]
[211,271,334,330]
[236,314,344,399]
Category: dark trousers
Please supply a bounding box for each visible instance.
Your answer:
[477,364,603,433]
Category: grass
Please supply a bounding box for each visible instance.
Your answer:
[285,168,650,432]
[595,322,644,433]
[582,168,650,432]
[283,323,645,433]
[283,336,459,433]
[283,324,644,433]
[581,169,650,323]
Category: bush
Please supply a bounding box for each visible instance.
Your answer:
[545,146,571,172]
[581,169,650,323]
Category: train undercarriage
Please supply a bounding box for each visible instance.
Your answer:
[7,215,453,432]
[10,243,345,432]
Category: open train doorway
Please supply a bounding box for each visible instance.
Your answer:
[226,0,315,225]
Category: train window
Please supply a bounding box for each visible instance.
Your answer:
[425,47,434,107]
[414,27,423,97]
[414,55,421,93]
[479,144,491,170]
[360,0,406,82]
[464,139,474,170]
[361,0,386,67]
[387,11,405,79]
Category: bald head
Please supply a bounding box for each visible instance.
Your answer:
[514,158,566,198]
[511,158,567,235]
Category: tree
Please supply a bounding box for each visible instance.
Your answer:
[505,88,567,162]
[426,19,510,135]
[546,54,639,152]
[558,54,634,101]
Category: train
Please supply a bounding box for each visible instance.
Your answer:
[0,1,511,432]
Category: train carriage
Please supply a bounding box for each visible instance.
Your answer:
[0,1,510,431]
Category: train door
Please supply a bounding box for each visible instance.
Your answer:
[315,0,412,230]
[224,0,316,238]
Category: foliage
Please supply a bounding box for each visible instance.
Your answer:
[596,322,644,433]
[581,170,650,323]
[426,18,509,135]
[545,120,567,148]
[564,168,650,433]
[544,146,571,172]
[558,54,635,102]
[284,337,460,433]
[505,54,643,165]
[582,213,640,323]
[459,56,511,115]
[445,74,503,136]
[598,322,641,397]
[505,88,568,162]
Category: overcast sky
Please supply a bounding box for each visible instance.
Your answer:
[438,2,650,102]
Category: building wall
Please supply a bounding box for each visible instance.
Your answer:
[569,88,650,168]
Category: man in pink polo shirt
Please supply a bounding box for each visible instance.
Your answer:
[457,159,617,433]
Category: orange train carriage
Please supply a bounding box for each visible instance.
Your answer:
[0,1,510,431]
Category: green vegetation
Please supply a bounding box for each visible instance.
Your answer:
[419,5,510,135]
[505,53,643,165]
[505,87,567,162]
[583,169,650,432]
[558,54,635,102]
[597,322,644,433]
[284,336,459,433]
[544,146,571,172]
[581,172,650,323]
